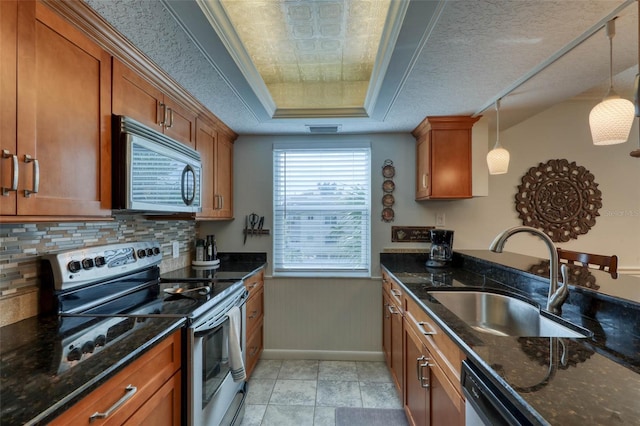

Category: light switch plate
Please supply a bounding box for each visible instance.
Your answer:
[436,212,446,227]
[172,241,179,258]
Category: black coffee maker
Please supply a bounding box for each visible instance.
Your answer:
[426,229,454,268]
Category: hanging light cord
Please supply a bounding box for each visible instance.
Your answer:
[495,99,501,147]
[607,20,616,93]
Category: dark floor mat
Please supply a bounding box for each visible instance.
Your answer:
[335,407,409,426]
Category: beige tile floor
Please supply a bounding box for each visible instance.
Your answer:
[240,359,403,426]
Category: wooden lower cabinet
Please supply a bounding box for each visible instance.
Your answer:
[404,317,430,426]
[403,298,465,426]
[382,271,404,393]
[50,331,181,426]
[244,269,265,378]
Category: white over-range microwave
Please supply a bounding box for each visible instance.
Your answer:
[112,115,202,213]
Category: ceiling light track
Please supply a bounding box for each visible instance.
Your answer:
[473,0,636,118]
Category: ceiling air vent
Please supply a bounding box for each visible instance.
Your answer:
[306,125,341,134]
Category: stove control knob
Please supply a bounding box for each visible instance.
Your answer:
[94,256,106,267]
[137,249,146,258]
[67,347,82,362]
[153,247,160,255]
[82,258,94,270]
[68,261,82,273]
[95,335,106,347]
[82,341,95,354]
[146,248,154,256]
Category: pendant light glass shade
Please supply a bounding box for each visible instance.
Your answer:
[590,20,634,145]
[589,94,634,145]
[487,99,510,174]
[487,144,510,174]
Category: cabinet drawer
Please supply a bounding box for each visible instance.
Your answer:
[404,295,464,395]
[50,331,181,426]
[245,322,263,379]
[244,269,264,298]
[246,285,264,338]
[382,272,403,309]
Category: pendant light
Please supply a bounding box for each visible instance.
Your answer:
[486,99,510,174]
[589,19,635,145]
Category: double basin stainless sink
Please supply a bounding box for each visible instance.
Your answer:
[428,290,591,338]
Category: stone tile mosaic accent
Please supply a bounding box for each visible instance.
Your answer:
[0,216,196,326]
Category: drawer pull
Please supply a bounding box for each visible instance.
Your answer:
[89,384,137,423]
[417,321,436,336]
[387,305,399,315]
[248,310,259,319]
[249,346,259,357]
[390,289,402,297]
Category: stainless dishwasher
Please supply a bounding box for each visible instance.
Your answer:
[461,360,533,426]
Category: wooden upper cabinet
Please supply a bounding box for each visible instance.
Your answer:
[0,1,18,216]
[195,118,233,220]
[112,58,195,148]
[413,116,480,200]
[3,0,112,218]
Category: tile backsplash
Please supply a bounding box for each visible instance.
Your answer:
[0,216,196,326]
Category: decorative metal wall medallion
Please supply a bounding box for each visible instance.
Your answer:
[381,159,395,222]
[515,159,602,242]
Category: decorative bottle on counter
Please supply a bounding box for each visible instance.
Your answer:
[195,239,205,262]
[205,235,212,261]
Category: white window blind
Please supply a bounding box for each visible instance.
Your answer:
[273,144,371,275]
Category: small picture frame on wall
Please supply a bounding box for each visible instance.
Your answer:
[391,226,434,242]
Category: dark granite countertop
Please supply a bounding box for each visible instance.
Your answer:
[160,252,267,282]
[381,250,640,426]
[0,315,185,425]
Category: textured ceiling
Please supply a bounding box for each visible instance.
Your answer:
[85,0,638,135]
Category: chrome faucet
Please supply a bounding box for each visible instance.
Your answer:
[489,226,569,315]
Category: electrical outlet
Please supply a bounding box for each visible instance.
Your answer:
[172,241,179,259]
[436,212,446,227]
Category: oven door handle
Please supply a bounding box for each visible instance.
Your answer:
[194,291,247,338]
[194,319,225,339]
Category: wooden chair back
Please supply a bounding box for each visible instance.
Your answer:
[556,248,618,278]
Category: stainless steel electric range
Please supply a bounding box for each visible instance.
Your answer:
[38,241,251,426]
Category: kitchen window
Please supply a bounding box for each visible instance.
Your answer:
[273,142,371,277]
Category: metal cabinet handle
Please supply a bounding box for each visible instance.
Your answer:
[2,150,18,196]
[422,173,426,189]
[24,155,39,197]
[390,289,402,298]
[417,357,431,388]
[159,102,167,127]
[249,346,259,356]
[387,304,399,315]
[218,195,223,210]
[248,310,259,319]
[89,384,137,423]
[417,321,436,336]
[215,194,224,210]
[165,107,174,129]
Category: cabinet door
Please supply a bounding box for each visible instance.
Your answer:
[430,129,472,198]
[382,290,392,367]
[431,361,464,426]
[123,373,181,426]
[112,58,163,132]
[16,1,111,216]
[163,97,196,149]
[415,135,430,200]
[214,133,234,218]
[404,318,430,426]
[195,119,217,218]
[390,297,403,394]
[0,0,18,215]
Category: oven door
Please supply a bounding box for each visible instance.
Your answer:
[188,287,247,426]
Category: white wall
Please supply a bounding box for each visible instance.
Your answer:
[200,99,640,356]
